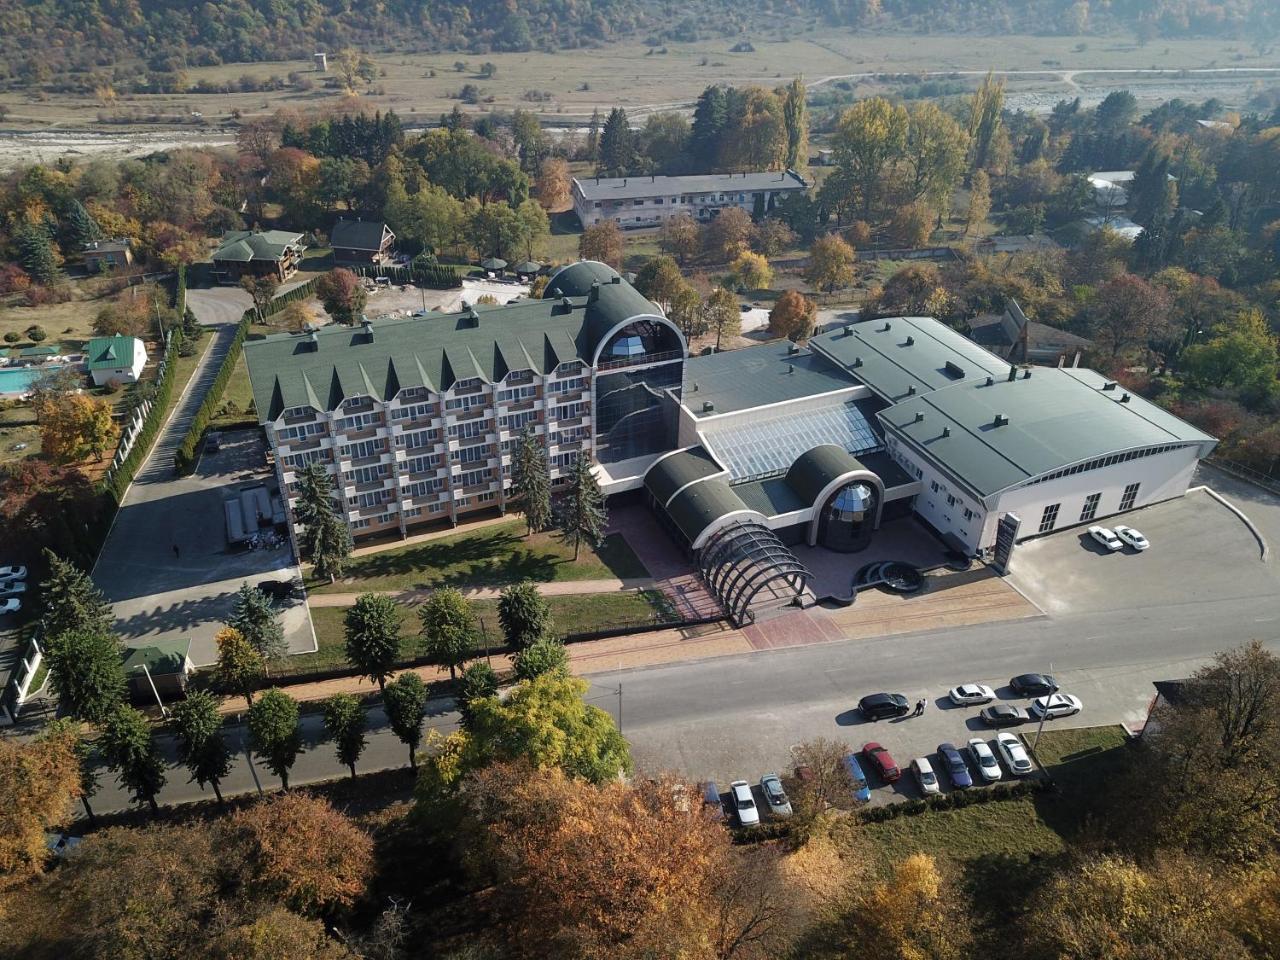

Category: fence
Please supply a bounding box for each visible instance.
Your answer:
[1206,457,1280,496]
[0,636,43,726]
[353,261,462,289]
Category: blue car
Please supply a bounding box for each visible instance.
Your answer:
[843,753,872,803]
[936,742,973,789]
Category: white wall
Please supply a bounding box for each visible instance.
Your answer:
[886,440,987,551]
[978,445,1202,550]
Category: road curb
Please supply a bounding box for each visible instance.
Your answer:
[1189,484,1269,561]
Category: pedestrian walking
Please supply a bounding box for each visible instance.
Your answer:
[914,698,924,717]
[921,697,929,713]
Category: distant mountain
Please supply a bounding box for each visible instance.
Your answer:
[0,0,1273,80]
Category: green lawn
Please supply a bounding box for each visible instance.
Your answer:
[308,518,649,594]
[291,589,674,679]
[860,726,1130,871]
[210,352,255,427]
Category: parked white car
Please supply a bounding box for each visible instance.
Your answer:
[0,565,27,581]
[0,580,26,597]
[1088,525,1124,551]
[1113,524,1149,551]
[1029,693,1083,720]
[911,758,941,796]
[0,598,20,615]
[996,733,1033,776]
[730,780,759,827]
[948,683,996,706]
[967,738,1002,782]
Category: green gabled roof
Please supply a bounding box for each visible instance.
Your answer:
[121,638,191,677]
[17,344,59,357]
[331,218,391,251]
[879,366,1217,500]
[644,446,726,507]
[213,229,304,263]
[84,334,139,370]
[811,316,1007,403]
[684,339,859,418]
[245,263,667,422]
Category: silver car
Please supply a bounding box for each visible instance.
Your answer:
[759,774,792,818]
[730,780,759,827]
[996,733,1033,776]
[967,738,1002,782]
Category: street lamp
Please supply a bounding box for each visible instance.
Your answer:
[135,663,168,718]
[1031,662,1055,753]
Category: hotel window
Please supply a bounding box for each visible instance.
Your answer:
[449,420,486,440]
[404,507,422,519]
[429,502,446,513]
[1120,482,1140,511]
[347,465,386,485]
[1038,503,1061,534]
[352,491,389,509]
[392,402,433,421]
[444,394,487,412]
[498,385,537,403]
[352,518,370,530]
[930,481,940,493]
[342,439,382,460]
[400,429,436,450]
[500,410,538,431]
[477,491,497,503]
[963,508,975,522]
[277,421,325,442]
[457,445,487,464]
[548,376,588,394]
[456,468,491,488]
[653,198,663,205]
[553,401,587,420]
[946,494,957,507]
[1080,493,1102,522]
[406,454,434,474]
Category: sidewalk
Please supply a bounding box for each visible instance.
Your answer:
[306,577,658,607]
[215,619,747,714]
[346,512,519,559]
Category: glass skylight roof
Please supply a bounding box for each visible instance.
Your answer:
[702,401,884,482]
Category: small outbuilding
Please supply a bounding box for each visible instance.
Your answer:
[123,639,194,705]
[331,218,395,266]
[83,239,134,272]
[85,333,148,386]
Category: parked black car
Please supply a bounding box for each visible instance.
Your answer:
[255,579,303,602]
[1010,673,1059,697]
[980,704,1029,727]
[858,692,911,721]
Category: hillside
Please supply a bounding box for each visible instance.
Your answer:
[0,0,1276,82]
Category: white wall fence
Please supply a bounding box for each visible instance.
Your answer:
[100,329,173,491]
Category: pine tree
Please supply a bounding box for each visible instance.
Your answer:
[691,85,729,172]
[66,199,103,249]
[38,549,114,643]
[343,592,402,692]
[557,456,607,561]
[598,107,634,177]
[15,224,61,285]
[229,582,287,664]
[100,705,167,817]
[511,425,551,535]
[169,690,232,804]
[585,108,602,161]
[294,462,353,582]
[44,626,125,726]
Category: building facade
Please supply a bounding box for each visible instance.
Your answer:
[85,333,147,385]
[331,218,396,266]
[245,261,686,546]
[572,171,808,229]
[212,230,306,283]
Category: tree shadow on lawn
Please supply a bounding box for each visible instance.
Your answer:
[341,528,562,590]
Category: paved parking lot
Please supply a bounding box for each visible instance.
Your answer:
[1007,488,1275,617]
[94,432,314,666]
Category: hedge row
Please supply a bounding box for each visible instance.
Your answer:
[101,265,187,508]
[171,277,320,474]
[414,261,463,289]
[856,777,1051,824]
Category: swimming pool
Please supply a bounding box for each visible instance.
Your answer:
[0,364,67,396]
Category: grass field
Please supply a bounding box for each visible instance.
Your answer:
[308,518,650,594]
[861,726,1130,871]
[1,33,1272,139]
[291,589,674,678]
[210,353,256,427]
[0,283,118,348]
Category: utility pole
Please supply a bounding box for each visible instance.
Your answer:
[615,681,623,733]
[136,663,168,718]
[1031,662,1055,753]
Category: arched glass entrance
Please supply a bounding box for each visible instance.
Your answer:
[818,481,879,552]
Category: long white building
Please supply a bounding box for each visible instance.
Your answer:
[572,171,808,229]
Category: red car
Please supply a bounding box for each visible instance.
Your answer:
[862,741,901,782]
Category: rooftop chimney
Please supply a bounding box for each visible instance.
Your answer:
[561,296,572,308]
[843,325,854,337]
[851,356,863,367]
[787,343,801,355]
[588,280,601,303]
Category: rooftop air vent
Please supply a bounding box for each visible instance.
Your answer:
[1023,369,1032,380]
[1007,366,1018,382]
[843,325,853,337]
[905,336,915,346]
[945,360,965,379]
[1120,392,1131,403]
[1102,381,1117,391]
[906,385,916,396]
[852,356,863,368]
[460,300,469,311]
[942,427,951,438]
[787,363,795,375]
[993,413,1009,427]
[787,343,801,355]
[561,296,572,308]
[702,401,715,413]
[985,376,994,386]
[610,275,621,284]
[913,412,925,423]
[881,321,892,332]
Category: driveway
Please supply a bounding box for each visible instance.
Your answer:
[92,284,314,667]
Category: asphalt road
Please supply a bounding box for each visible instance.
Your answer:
[85,469,1280,814]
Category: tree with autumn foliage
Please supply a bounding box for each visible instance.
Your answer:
[838,853,973,959]
[0,725,81,878]
[659,212,700,265]
[315,268,368,326]
[227,793,373,917]
[805,234,856,293]
[579,220,624,268]
[31,392,118,464]
[768,289,817,341]
[703,206,754,263]
[535,156,571,210]
[459,763,801,959]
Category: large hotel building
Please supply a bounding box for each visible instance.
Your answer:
[247,261,1214,624]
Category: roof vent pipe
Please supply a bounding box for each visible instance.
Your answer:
[852,356,863,367]
[703,401,715,412]
[1023,369,1032,379]
[881,321,892,332]
[905,336,915,346]
[914,412,925,423]
[986,376,994,386]
[787,363,795,375]
[1102,381,1117,391]
[906,385,916,396]
[942,427,951,438]
[1120,392,1131,403]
